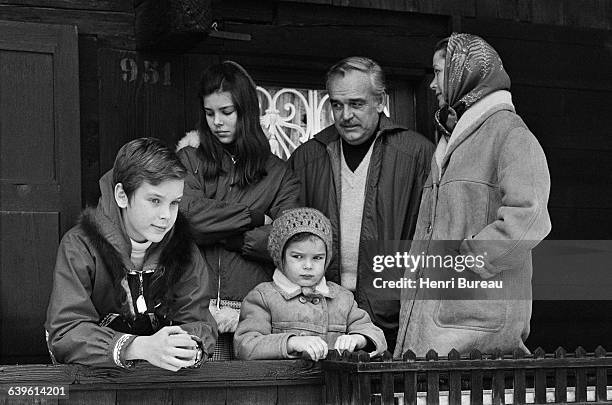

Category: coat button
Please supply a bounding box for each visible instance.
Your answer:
[299,296,307,304]
[312,297,320,305]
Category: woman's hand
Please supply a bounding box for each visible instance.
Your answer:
[125,326,198,371]
[334,334,367,354]
[287,336,328,361]
[212,306,240,333]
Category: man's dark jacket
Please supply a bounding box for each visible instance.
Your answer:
[288,115,434,350]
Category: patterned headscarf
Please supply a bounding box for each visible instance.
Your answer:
[435,33,511,139]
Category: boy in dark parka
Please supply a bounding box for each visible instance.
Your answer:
[46,138,217,370]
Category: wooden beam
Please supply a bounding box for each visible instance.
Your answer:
[0,5,135,48]
[0,361,323,386]
[211,0,275,23]
[190,21,443,71]
[276,1,448,30]
[564,0,610,30]
[0,0,132,12]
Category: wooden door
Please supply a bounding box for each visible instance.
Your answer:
[0,20,80,363]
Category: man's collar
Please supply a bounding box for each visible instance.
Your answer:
[377,114,407,133]
[314,114,407,145]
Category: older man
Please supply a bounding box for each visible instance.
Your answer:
[288,57,434,350]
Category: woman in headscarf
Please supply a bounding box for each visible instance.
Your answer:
[394,33,551,357]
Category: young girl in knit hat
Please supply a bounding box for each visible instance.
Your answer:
[234,207,386,360]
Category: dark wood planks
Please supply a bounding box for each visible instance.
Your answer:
[0,396,58,405]
[183,54,220,134]
[0,213,59,362]
[0,3,135,48]
[277,385,323,405]
[528,301,612,353]
[193,1,449,71]
[191,21,439,70]
[388,78,416,131]
[211,0,275,23]
[0,20,80,364]
[64,390,117,405]
[79,35,101,206]
[226,387,277,405]
[0,1,130,12]
[172,388,226,405]
[546,148,612,209]
[99,49,186,174]
[116,389,172,405]
[0,49,55,183]
[0,361,322,404]
[0,361,323,386]
[276,0,611,29]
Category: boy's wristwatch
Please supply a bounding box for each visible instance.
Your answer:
[194,346,203,363]
[190,334,206,367]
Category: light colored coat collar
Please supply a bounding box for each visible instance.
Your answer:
[435,90,514,179]
[272,269,332,299]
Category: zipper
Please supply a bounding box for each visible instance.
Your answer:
[427,181,439,234]
[216,152,233,310]
[127,268,155,314]
[406,179,439,325]
[216,253,221,311]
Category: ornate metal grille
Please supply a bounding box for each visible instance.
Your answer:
[257,86,390,160]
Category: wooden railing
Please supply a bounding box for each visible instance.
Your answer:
[322,346,612,404]
[1,347,610,404]
[0,360,323,404]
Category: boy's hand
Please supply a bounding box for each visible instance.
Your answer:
[287,336,328,361]
[127,326,198,371]
[334,334,367,354]
[212,306,240,333]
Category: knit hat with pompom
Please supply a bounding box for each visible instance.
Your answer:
[267,207,333,270]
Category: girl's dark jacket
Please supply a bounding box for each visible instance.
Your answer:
[177,135,300,302]
[45,171,217,368]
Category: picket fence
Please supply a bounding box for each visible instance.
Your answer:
[322,347,611,404]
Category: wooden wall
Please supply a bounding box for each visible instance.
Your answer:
[0,360,324,404]
[0,1,136,205]
[280,0,612,30]
[458,17,612,352]
[0,1,135,48]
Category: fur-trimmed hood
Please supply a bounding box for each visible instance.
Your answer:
[81,170,195,320]
[177,130,201,151]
